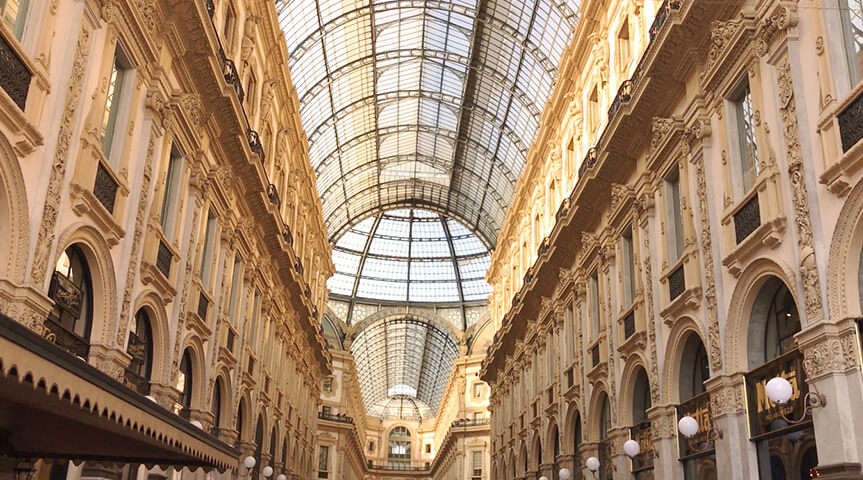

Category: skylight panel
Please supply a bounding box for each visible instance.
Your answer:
[327,273,356,295]
[356,278,407,301]
[336,229,368,252]
[362,257,409,280]
[333,249,362,275]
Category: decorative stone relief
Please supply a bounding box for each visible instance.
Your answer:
[116,128,158,346]
[171,196,202,382]
[709,381,745,416]
[802,332,858,379]
[638,212,660,405]
[691,154,723,372]
[776,57,824,321]
[650,117,675,152]
[754,3,798,58]
[31,25,93,286]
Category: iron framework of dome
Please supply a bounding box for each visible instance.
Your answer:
[327,208,491,311]
[350,315,461,419]
[277,0,582,247]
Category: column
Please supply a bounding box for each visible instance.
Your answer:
[797,318,863,479]
[705,374,758,480]
[647,404,682,480]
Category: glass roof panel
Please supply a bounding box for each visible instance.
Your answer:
[278,0,581,247]
[326,208,492,306]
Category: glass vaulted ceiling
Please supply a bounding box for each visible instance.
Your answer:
[328,208,492,304]
[277,0,581,247]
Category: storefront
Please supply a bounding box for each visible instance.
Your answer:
[677,392,717,480]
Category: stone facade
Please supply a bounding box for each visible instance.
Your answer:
[481,0,863,479]
[0,0,333,479]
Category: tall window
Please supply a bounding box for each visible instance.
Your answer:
[565,303,574,361]
[589,271,600,339]
[101,46,132,161]
[473,382,483,398]
[472,451,483,480]
[199,208,218,284]
[177,349,193,418]
[1,0,29,39]
[159,146,184,237]
[732,80,759,193]
[617,19,631,72]
[125,310,153,394]
[841,0,863,85]
[763,283,800,361]
[223,5,237,52]
[227,257,243,318]
[249,290,261,348]
[621,228,636,306]
[388,427,411,466]
[317,445,329,476]
[599,395,611,440]
[588,86,600,133]
[245,71,257,114]
[664,168,684,262]
[49,246,93,358]
[211,378,223,429]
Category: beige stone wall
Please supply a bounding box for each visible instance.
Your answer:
[482,0,863,479]
[0,0,332,478]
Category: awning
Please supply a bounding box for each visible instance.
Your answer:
[0,313,239,471]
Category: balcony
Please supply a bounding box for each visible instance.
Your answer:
[267,183,280,208]
[578,146,598,178]
[366,462,430,472]
[318,411,354,424]
[451,418,489,428]
[0,30,32,110]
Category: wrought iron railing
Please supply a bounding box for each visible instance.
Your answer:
[43,316,90,359]
[294,260,304,274]
[318,411,354,424]
[93,163,119,214]
[839,91,863,152]
[608,79,633,121]
[282,225,293,245]
[248,129,265,162]
[156,239,172,278]
[733,195,761,244]
[367,462,430,472]
[623,310,636,339]
[452,418,489,428]
[0,31,31,110]
[668,264,685,301]
[197,291,209,320]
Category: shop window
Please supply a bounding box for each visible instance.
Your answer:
[1,0,29,40]
[124,310,153,394]
[47,246,93,359]
[177,349,193,418]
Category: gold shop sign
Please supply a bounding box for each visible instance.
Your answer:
[676,391,714,459]
[745,349,810,439]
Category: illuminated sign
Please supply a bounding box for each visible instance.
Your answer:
[676,391,714,460]
[745,349,810,439]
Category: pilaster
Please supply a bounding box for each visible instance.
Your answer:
[705,374,757,480]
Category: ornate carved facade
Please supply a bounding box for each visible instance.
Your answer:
[482,0,863,479]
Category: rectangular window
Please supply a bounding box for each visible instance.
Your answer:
[842,0,863,85]
[588,86,600,133]
[473,382,483,398]
[321,405,331,415]
[100,46,132,161]
[317,446,329,472]
[227,257,243,319]
[472,451,483,477]
[1,0,29,39]
[617,20,631,71]
[223,6,236,51]
[322,377,333,392]
[199,209,218,284]
[425,444,431,454]
[159,146,184,237]
[565,303,574,362]
[589,271,600,339]
[733,80,759,193]
[249,290,261,348]
[621,228,636,306]
[546,331,554,378]
[664,168,684,262]
[473,412,483,421]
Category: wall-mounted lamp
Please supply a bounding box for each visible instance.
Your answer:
[764,375,826,424]
[262,466,273,478]
[243,456,257,469]
[586,456,601,479]
[678,412,723,453]
[559,468,572,480]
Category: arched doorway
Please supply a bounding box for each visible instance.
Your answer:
[742,278,818,480]
[388,426,411,468]
[177,349,193,418]
[124,309,153,394]
[629,368,654,479]
[675,332,716,480]
[47,246,94,358]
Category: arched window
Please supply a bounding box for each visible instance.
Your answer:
[632,368,651,424]
[211,378,224,430]
[125,309,153,394]
[177,349,193,418]
[236,401,246,447]
[763,283,800,361]
[598,394,612,480]
[388,426,411,466]
[48,246,93,358]
[253,415,264,477]
[679,334,710,402]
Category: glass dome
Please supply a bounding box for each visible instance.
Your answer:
[327,208,492,303]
